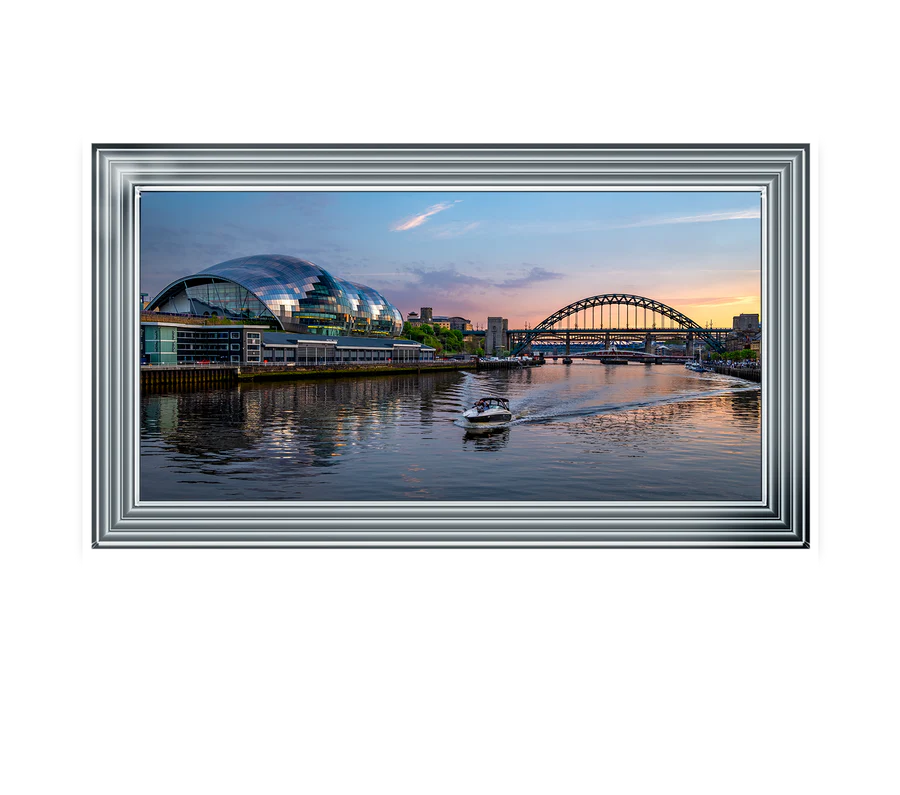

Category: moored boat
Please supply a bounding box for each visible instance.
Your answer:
[685,361,709,372]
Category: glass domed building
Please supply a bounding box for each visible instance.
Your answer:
[147,255,403,336]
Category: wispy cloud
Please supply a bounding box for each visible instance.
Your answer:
[391,200,462,232]
[409,266,486,290]
[388,263,564,298]
[432,221,481,239]
[661,295,757,308]
[505,208,760,236]
[611,208,761,229]
[497,266,565,289]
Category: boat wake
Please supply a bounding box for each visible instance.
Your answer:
[453,384,760,428]
[453,371,760,433]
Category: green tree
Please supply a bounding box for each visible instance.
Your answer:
[433,327,464,353]
[402,322,428,342]
[423,333,441,352]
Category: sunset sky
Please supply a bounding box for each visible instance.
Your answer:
[141,190,761,329]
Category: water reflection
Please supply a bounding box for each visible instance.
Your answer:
[141,387,264,457]
[562,390,760,437]
[143,372,458,461]
[141,363,762,502]
[462,427,510,451]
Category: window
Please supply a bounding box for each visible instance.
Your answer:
[231,331,240,339]
[231,344,240,351]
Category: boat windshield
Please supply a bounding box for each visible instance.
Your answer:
[473,397,509,409]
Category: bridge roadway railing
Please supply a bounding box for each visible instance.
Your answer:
[509,325,727,340]
[508,327,730,354]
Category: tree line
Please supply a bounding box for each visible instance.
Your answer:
[709,349,758,362]
[400,323,483,355]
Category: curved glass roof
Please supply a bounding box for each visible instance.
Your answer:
[344,280,405,335]
[148,255,403,336]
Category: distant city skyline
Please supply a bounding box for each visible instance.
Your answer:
[141,190,761,328]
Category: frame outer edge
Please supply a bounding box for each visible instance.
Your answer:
[805,136,816,551]
[89,149,814,548]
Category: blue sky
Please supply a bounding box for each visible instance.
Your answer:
[141,190,761,328]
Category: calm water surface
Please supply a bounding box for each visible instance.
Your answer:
[141,362,761,501]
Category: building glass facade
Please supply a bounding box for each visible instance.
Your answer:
[148,255,403,336]
[141,325,177,364]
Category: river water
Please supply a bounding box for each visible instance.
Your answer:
[140,362,761,502]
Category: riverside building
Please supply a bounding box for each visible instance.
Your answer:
[141,323,267,365]
[406,309,472,331]
[259,332,435,364]
[140,322,435,365]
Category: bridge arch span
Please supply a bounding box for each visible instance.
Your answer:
[510,293,724,355]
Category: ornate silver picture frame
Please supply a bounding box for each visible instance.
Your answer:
[92,144,809,547]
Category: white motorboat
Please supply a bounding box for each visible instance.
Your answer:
[461,396,513,427]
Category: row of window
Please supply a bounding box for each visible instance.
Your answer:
[177,343,240,352]
[262,347,433,362]
[145,348,433,362]
[176,356,254,364]
[167,350,435,364]
[179,330,243,340]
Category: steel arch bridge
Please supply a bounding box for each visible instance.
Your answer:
[508,294,727,355]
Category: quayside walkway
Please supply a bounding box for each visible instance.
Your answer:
[140,360,479,389]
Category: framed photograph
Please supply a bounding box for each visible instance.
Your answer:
[92,144,809,547]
